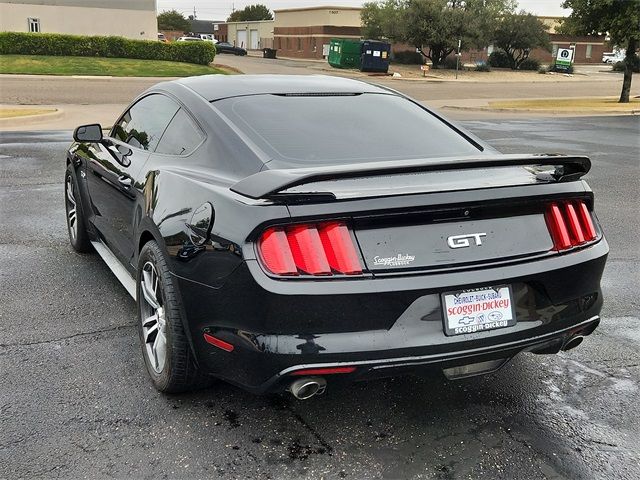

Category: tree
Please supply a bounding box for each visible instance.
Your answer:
[157,10,190,32]
[227,4,273,22]
[361,0,514,69]
[560,0,640,103]
[361,1,404,40]
[493,12,551,69]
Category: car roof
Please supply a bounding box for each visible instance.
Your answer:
[174,74,392,102]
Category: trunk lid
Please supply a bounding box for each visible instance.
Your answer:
[237,154,595,275]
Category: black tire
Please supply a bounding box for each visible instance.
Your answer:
[137,240,208,393]
[64,164,93,253]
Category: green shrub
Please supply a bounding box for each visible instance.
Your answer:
[0,32,215,65]
[488,50,511,68]
[549,64,574,74]
[518,57,540,70]
[538,65,548,74]
[390,50,423,64]
[613,55,640,73]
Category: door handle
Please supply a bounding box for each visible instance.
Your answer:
[118,175,132,188]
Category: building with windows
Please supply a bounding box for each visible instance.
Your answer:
[273,6,361,59]
[0,0,157,40]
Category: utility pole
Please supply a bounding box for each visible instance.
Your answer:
[193,6,197,19]
[455,39,461,79]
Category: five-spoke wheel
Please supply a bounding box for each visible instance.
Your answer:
[137,241,207,392]
[65,175,78,241]
[64,165,92,253]
[140,261,167,373]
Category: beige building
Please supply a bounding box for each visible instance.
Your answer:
[0,0,158,40]
[537,16,563,34]
[226,20,274,50]
[273,6,362,59]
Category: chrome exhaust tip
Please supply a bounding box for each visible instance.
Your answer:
[289,377,327,400]
[562,335,584,351]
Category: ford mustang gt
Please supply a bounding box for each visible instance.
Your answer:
[65,75,608,399]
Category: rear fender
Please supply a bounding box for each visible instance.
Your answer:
[142,168,290,289]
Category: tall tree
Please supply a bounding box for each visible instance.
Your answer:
[157,10,190,32]
[361,0,403,40]
[493,12,551,69]
[227,4,273,22]
[560,0,640,103]
[361,0,514,69]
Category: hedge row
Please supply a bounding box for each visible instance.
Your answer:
[0,32,215,65]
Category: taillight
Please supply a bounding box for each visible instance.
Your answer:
[546,200,597,251]
[258,222,363,277]
[290,367,357,376]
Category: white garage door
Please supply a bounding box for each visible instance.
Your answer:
[250,29,259,50]
[237,30,247,49]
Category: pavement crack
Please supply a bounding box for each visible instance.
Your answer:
[587,439,618,447]
[0,323,136,349]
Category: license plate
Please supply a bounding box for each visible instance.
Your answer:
[442,285,516,336]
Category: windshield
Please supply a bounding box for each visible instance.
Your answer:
[214,93,481,167]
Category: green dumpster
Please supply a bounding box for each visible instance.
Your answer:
[328,39,362,69]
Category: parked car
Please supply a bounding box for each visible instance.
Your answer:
[157,33,168,43]
[176,36,203,42]
[65,75,607,399]
[215,41,247,55]
[602,51,624,63]
[199,34,218,43]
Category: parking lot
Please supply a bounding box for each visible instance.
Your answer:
[1,114,638,479]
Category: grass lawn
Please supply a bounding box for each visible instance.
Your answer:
[0,107,56,118]
[489,97,640,112]
[0,55,228,77]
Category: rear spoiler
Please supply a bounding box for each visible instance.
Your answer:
[230,154,591,200]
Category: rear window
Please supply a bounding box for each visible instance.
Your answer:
[214,93,480,166]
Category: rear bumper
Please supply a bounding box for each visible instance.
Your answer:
[256,315,600,393]
[175,239,608,393]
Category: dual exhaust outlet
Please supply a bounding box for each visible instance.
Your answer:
[288,332,590,398]
[289,377,327,400]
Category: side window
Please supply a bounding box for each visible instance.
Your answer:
[28,18,40,33]
[111,94,180,151]
[155,109,204,156]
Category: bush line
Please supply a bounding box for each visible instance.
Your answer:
[0,32,216,65]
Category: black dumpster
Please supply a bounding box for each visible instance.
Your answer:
[262,48,277,59]
[360,40,391,73]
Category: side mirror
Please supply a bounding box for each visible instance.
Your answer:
[73,124,103,143]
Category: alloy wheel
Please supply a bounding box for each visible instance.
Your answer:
[65,176,77,241]
[140,261,167,373]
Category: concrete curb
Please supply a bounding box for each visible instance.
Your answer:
[442,105,640,115]
[0,108,64,127]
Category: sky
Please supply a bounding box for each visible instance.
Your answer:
[156,0,570,21]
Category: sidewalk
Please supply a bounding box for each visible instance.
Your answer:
[0,103,125,131]
[432,97,640,116]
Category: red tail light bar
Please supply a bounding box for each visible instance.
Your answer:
[258,222,363,276]
[546,200,597,251]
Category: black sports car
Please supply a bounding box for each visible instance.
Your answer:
[214,41,247,56]
[65,75,608,399]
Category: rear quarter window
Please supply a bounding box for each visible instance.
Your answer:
[155,109,204,156]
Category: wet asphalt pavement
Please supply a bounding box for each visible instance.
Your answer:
[1,116,639,479]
